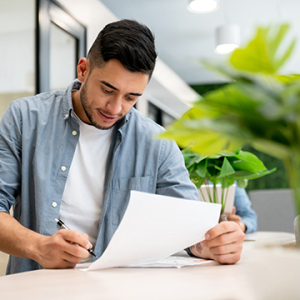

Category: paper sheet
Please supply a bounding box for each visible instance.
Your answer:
[77,255,212,270]
[123,256,212,269]
[85,191,221,271]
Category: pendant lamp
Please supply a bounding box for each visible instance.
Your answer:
[215,24,240,55]
[187,0,219,13]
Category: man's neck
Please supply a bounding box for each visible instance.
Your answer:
[71,90,89,124]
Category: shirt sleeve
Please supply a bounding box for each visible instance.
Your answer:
[234,185,257,233]
[0,102,22,214]
[156,139,200,201]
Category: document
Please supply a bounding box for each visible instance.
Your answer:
[85,191,221,271]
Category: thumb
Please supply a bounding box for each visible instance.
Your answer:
[232,206,236,215]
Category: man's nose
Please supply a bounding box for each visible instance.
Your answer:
[105,95,122,115]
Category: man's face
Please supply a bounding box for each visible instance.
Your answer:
[76,58,149,130]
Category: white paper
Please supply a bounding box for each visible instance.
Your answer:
[77,255,211,270]
[125,255,212,268]
[198,184,236,214]
[85,190,221,271]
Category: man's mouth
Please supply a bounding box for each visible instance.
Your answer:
[98,110,119,123]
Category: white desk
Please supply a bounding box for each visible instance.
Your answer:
[1,232,299,300]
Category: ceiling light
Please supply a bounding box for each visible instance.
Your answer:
[188,0,219,14]
[215,24,240,55]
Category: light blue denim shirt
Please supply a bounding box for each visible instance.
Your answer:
[0,80,199,274]
[234,186,257,234]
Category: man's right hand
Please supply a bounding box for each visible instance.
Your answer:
[34,230,92,269]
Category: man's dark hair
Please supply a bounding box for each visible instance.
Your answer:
[88,19,157,79]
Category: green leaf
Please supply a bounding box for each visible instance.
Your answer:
[231,150,267,172]
[275,38,296,71]
[237,179,248,188]
[195,159,207,177]
[218,157,236,178]
[231,168,276,180]
[230,27,276,73]
[230,24,295,74]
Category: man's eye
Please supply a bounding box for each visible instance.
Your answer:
[103,88,113,94]
[126,96,135,101]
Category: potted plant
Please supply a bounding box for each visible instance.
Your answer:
[159,24,300,234]
[182,148,275,220]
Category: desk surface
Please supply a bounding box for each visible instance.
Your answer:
[1,232,299,300]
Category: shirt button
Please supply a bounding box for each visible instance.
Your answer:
[65,114,69,119]
[72,130,77,136]
[61,166,66,171]
[52,202,57,208]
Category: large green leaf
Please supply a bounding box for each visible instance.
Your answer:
[230,150,267,172]
[230,168,276,180]
[230,24,295,74]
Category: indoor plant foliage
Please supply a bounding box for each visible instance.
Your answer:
[183,148,275,214]
[159,24,300,220]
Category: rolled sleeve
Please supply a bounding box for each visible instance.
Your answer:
[0,102,22,213]
[156,140,199,201]
[234,186,257,233]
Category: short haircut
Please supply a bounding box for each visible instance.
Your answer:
[88,19,157,79]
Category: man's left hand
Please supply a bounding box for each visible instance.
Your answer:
[189,221,245,264]
[226,207,246,232]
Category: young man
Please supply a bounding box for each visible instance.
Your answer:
[0,20,244,275]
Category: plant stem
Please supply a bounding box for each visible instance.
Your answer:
[199,187,209,203]
[205,184,213,203]
[213,183,217,204]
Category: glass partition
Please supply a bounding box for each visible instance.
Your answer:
[50,22,77,91]
[0,0,35,119]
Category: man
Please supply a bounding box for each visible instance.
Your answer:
[0,19,244,275]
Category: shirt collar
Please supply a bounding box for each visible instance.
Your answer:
[62,79,82,119]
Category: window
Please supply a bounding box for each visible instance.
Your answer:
[37,0,86,93]
[148,102,175,127]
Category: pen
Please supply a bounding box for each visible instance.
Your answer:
[55,218,96,257]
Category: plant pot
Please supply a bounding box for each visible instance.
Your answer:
[219,211,228,223]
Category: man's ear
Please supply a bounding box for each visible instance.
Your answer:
[77,58,90,82]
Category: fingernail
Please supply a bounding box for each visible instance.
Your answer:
[205,233,210,240]
[85,242,92,249]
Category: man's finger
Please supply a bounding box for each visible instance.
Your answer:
[205,221,240,240]
[212,252,242,264]
[208,241,243,256]
[62,250,86,264]
[227,215,241,222]
[232,206,236,215]
[58,230,92,250]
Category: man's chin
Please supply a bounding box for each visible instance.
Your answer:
[92,122,115,130]
[89,115,125,130]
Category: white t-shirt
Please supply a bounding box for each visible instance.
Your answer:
[59,114,113,259]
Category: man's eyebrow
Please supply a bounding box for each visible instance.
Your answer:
[100,80,143,97]
[101,81,118,91]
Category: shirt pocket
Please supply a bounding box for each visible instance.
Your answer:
[111,176,154,225]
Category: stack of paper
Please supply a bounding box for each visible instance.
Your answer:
[82,191,221,271]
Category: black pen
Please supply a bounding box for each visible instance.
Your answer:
[55,218,96,257]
